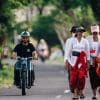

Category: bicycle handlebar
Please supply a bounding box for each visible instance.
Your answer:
[16,57,33,60]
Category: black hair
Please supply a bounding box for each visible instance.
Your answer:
[70,26,79,33]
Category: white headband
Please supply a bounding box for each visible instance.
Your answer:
[91,25,99,33]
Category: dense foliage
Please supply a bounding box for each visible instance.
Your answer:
[0,0,99,47]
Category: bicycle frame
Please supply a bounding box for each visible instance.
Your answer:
[15,57,33,95]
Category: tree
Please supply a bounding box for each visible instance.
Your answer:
[29,0,51,15]
[0,0,35,37]
[90,0,100,23]
[0,0,24,39]
[32,14,60,47]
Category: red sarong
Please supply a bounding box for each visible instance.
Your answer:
[70,51,87,90]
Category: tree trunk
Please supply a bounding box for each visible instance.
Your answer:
[37,7,44,15]
[54,25,68,50]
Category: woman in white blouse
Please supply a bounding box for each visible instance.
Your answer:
[87,24,100,100]
[66,27,90,99]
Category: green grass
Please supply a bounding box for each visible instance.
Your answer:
[0,65,14,87]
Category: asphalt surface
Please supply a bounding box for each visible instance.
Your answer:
[0,59,100,100]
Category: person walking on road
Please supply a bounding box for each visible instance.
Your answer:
[87,24,100,100]
[65,26,90,100]
[64,26,78,93]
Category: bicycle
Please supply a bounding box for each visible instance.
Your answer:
[14,57,34,95]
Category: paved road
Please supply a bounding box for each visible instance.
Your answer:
[0,59,100,100]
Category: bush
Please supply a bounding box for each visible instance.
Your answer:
[0,65,14,87]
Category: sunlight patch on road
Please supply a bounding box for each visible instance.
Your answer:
[64,89,70,94]
[56,95,62,99]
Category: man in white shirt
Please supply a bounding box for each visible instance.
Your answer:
[64,26,78,67]
[64,26,78,93]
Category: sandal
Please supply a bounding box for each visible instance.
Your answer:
[92,97,97,100]
[72,97,78,100]
[80,94,85,99]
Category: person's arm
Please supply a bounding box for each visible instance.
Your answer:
[85,39,90,70]
[30,43,38,59]
[32,51,38,60]
[64,40,69,70]
[11,45,18,59]
[64,39,69,63]
[64,38,73,70]
[86,60,90,70]
[65,60,69,70]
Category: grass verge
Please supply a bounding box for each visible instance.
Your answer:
[0,64,14,88]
